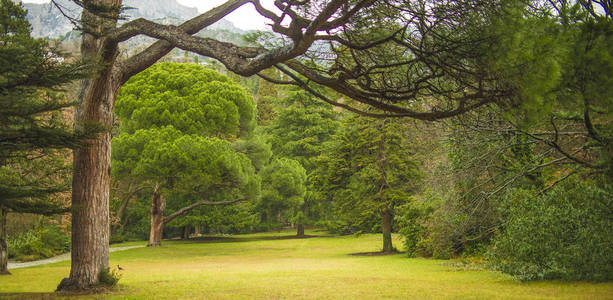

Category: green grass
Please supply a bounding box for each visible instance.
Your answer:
[1,230,612,299]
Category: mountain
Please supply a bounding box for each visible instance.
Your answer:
[17,0,199,38]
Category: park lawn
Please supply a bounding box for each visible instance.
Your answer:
[1,230,612,299]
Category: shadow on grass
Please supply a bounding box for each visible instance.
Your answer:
[349,251,405,256]
[0,289,114,299]
[0,293,57,299]
[177,234,329,244]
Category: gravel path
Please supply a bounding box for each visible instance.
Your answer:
[7,245,145,270]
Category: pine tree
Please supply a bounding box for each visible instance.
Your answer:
[0,0,88,275]
[316,114,422,252]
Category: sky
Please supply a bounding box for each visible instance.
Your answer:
[176,0,277,30]
[22,0,278,31]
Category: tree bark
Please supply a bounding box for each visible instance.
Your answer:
[0,207,10,275]
[194,225,200,236]
[148,185,166,247]
[382,206,393,253]
[55,0,124,291]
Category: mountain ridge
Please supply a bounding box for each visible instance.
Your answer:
[16,0,229,38]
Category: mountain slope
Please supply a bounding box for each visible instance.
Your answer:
[19,0,199,38]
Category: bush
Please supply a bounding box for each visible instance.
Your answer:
[488,179,613,281]
[7,220,70,261]
[397,202,426,257]
[98,267,122,286]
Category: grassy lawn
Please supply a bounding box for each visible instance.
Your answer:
[1,230,612,299]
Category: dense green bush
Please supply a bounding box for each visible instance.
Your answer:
[397,202,427,258]
[7,220,70,261]
[98,267,122,286]
[488,179,613,281]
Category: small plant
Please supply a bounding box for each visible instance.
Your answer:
[98,267,122,287]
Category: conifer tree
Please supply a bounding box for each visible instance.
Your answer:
[0,0,88,275]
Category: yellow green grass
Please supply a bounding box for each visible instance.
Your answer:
[1,230,612,299]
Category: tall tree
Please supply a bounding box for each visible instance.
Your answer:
[263,89,340,230]
[316,114,421,252]
[54,0,520,289]
[259,158,307,236]
[0,0,87,275]
[112,63,257,247]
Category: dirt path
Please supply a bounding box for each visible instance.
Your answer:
[7,245,145,270]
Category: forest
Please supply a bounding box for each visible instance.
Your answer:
[1,0,612,298]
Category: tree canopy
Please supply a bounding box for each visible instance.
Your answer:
[115,62,255,138]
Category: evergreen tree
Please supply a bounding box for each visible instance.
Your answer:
[112,62,259,246]
[259,158,307,236]
[254,68,278,126]
[0,0,87,275]
[316,115,421,252]
[264,89,340,225]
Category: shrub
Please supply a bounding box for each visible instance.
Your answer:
[397,202,425,257]
[488,179,613,281]
[7,220,70,261]
[98,267,122,286]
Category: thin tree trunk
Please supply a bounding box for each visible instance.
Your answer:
[112,184,151,234]
[148,185,166,247]
[296,206,305,237]
[194,225,200,236]
[382,206,393,253]
[0,207,10,275]
[182,225,190,239]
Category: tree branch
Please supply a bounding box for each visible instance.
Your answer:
[117,0,251,82]
[163,198,246,225]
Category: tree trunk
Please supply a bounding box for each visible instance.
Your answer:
[182,225,190,239]
[194,225,200,236]
[55,1,123,291]
[296,206,305,237]
[0,207,10,275]
[148,185,166,247]
[382,206,393,253]
[112,184,150,234]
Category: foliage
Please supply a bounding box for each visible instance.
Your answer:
[258,158,307,226]
[116,62,255,138]
[403,1,613,264]
[0,0,88,214]
[264,90,338,172]
[167,201,260,235]
[233,133,272,172]
[254,68,279,126]
[112,126,260,207]
[397,197,435,258]
[314,114,421,234]
[488,179,613,281]
[262,89,340,230]
[97,267,121,287]
[113,63,260,235]
[7,220,70,261]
